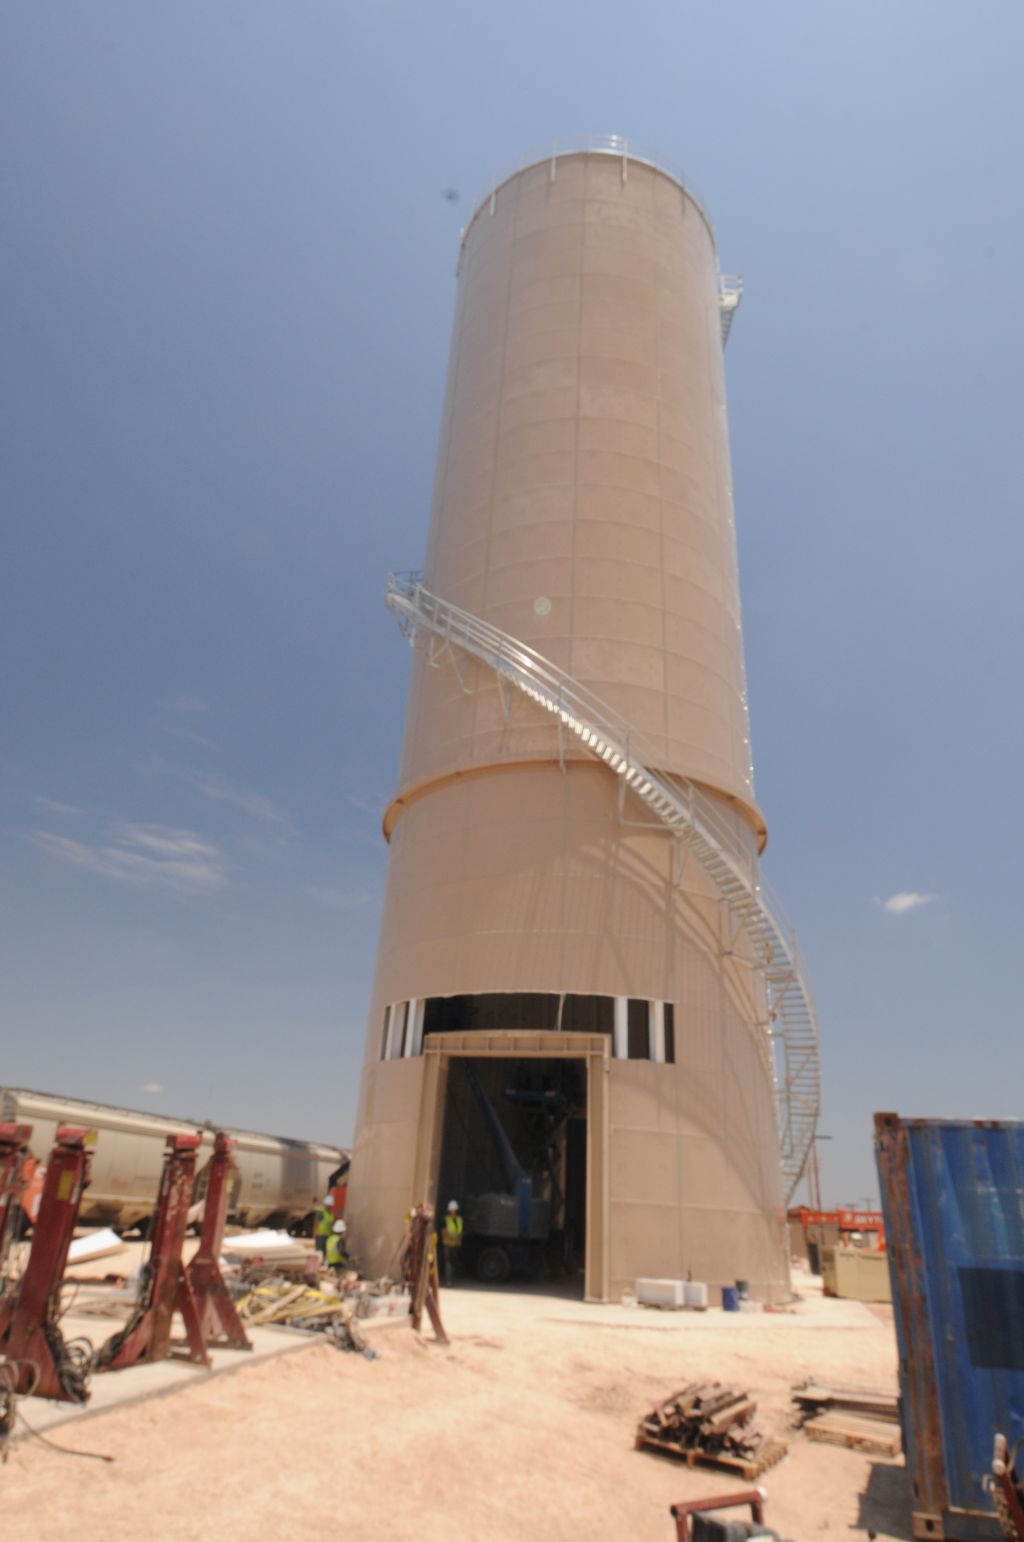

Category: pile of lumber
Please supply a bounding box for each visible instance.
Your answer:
[237,1280,367,1351]
[791,1380,901,1457]
[636,1382,788,1479]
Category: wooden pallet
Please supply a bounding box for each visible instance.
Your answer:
[635,1429,789,1480]
[804,1414,901,1458]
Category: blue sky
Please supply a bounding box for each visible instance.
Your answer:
[2,2,1021,1206]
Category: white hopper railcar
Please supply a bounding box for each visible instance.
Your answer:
[0,1087,346,1233]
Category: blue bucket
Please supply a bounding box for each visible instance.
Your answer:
[722,1286,739,1312]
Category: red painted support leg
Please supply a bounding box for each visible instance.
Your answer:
[96,1133,210,1371]
[187,1132,250,1351]
[406,1204,449,1346]
[0,1123,32,1281]
[0,1126,94,1401]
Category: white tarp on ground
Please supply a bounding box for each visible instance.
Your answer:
[220,1230,309,1265]
[68,1228,129,1263]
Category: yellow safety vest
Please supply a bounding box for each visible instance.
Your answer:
[326,1232,347,1267]
[443,1214,463,1247]
[316,1207,334,1238]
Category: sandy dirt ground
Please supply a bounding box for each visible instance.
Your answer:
[3,1269,909,1542]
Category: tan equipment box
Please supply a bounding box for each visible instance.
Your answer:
[821,1245,892,1303]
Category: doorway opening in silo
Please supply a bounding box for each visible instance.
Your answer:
[436,1056,587,1294]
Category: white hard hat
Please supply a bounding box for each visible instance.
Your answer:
[333,1220,346,1234]
[448,1200,459,1212]
[322,1195,334,1206]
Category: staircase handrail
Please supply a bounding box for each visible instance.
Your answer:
[385,571,820,1199]
[388,573,761,879]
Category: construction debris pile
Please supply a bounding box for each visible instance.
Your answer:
[237,1280,370,1352]
[234,1274,411,1354]
[791,1379,901,1458]
[636,1383,787,1479]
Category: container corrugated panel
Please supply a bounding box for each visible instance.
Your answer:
[875,1113,1024,1540]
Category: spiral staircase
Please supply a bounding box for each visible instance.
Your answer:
[385,573,820,1203]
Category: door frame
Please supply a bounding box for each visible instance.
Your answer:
[412,1031,610,1302]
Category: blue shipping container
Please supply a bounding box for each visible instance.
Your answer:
[875,1113,1024,1541]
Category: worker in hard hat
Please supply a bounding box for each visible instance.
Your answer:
[314,1194,335,1260]
[441,1199,463,1286]
[325,1219,349,1276]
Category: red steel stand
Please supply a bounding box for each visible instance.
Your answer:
[0,1123,32,1280]
[0,1125,94,1401]
[97,1133,210,1372]
[186,1132,250,1352]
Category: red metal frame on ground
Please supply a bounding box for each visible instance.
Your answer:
[0,1125,94,1401]
[186,1132,250,1352]
[97,1133,210,1372]
[669,1488,767,1541]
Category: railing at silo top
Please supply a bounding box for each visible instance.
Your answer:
[385,571,821,1204]
[457,138,742,346]
[462,135,710,226]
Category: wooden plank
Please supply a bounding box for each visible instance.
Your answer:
[635,1430,685,1456]
[792,1381,899,1421]
[696,1387,745,1418]
[795,1380,897,1402]
[702,1398,757,1436]
[804,1414,901,1457]
[280,1299,349,1323]
[242,1284,306,1324]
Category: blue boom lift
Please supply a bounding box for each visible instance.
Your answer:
[460,1063,574,1284]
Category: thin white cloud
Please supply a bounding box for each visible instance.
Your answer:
[157,764,289,826]
[877,891,937,915]
[140,1082,164,1095]
[32,823,227,893]
[33,796,82,815]
[157,693,214,748]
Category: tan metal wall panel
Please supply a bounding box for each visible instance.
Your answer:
[348,149,788,1300]
[350,764,787,1299]
[346,1058,426,1265]
[400,153,756,816]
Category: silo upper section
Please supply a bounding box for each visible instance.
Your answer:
[396,149,761,835]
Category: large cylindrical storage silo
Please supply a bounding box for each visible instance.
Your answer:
[347,144,807,1304]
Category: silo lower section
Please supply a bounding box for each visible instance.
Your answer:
[347,148,791,1302]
